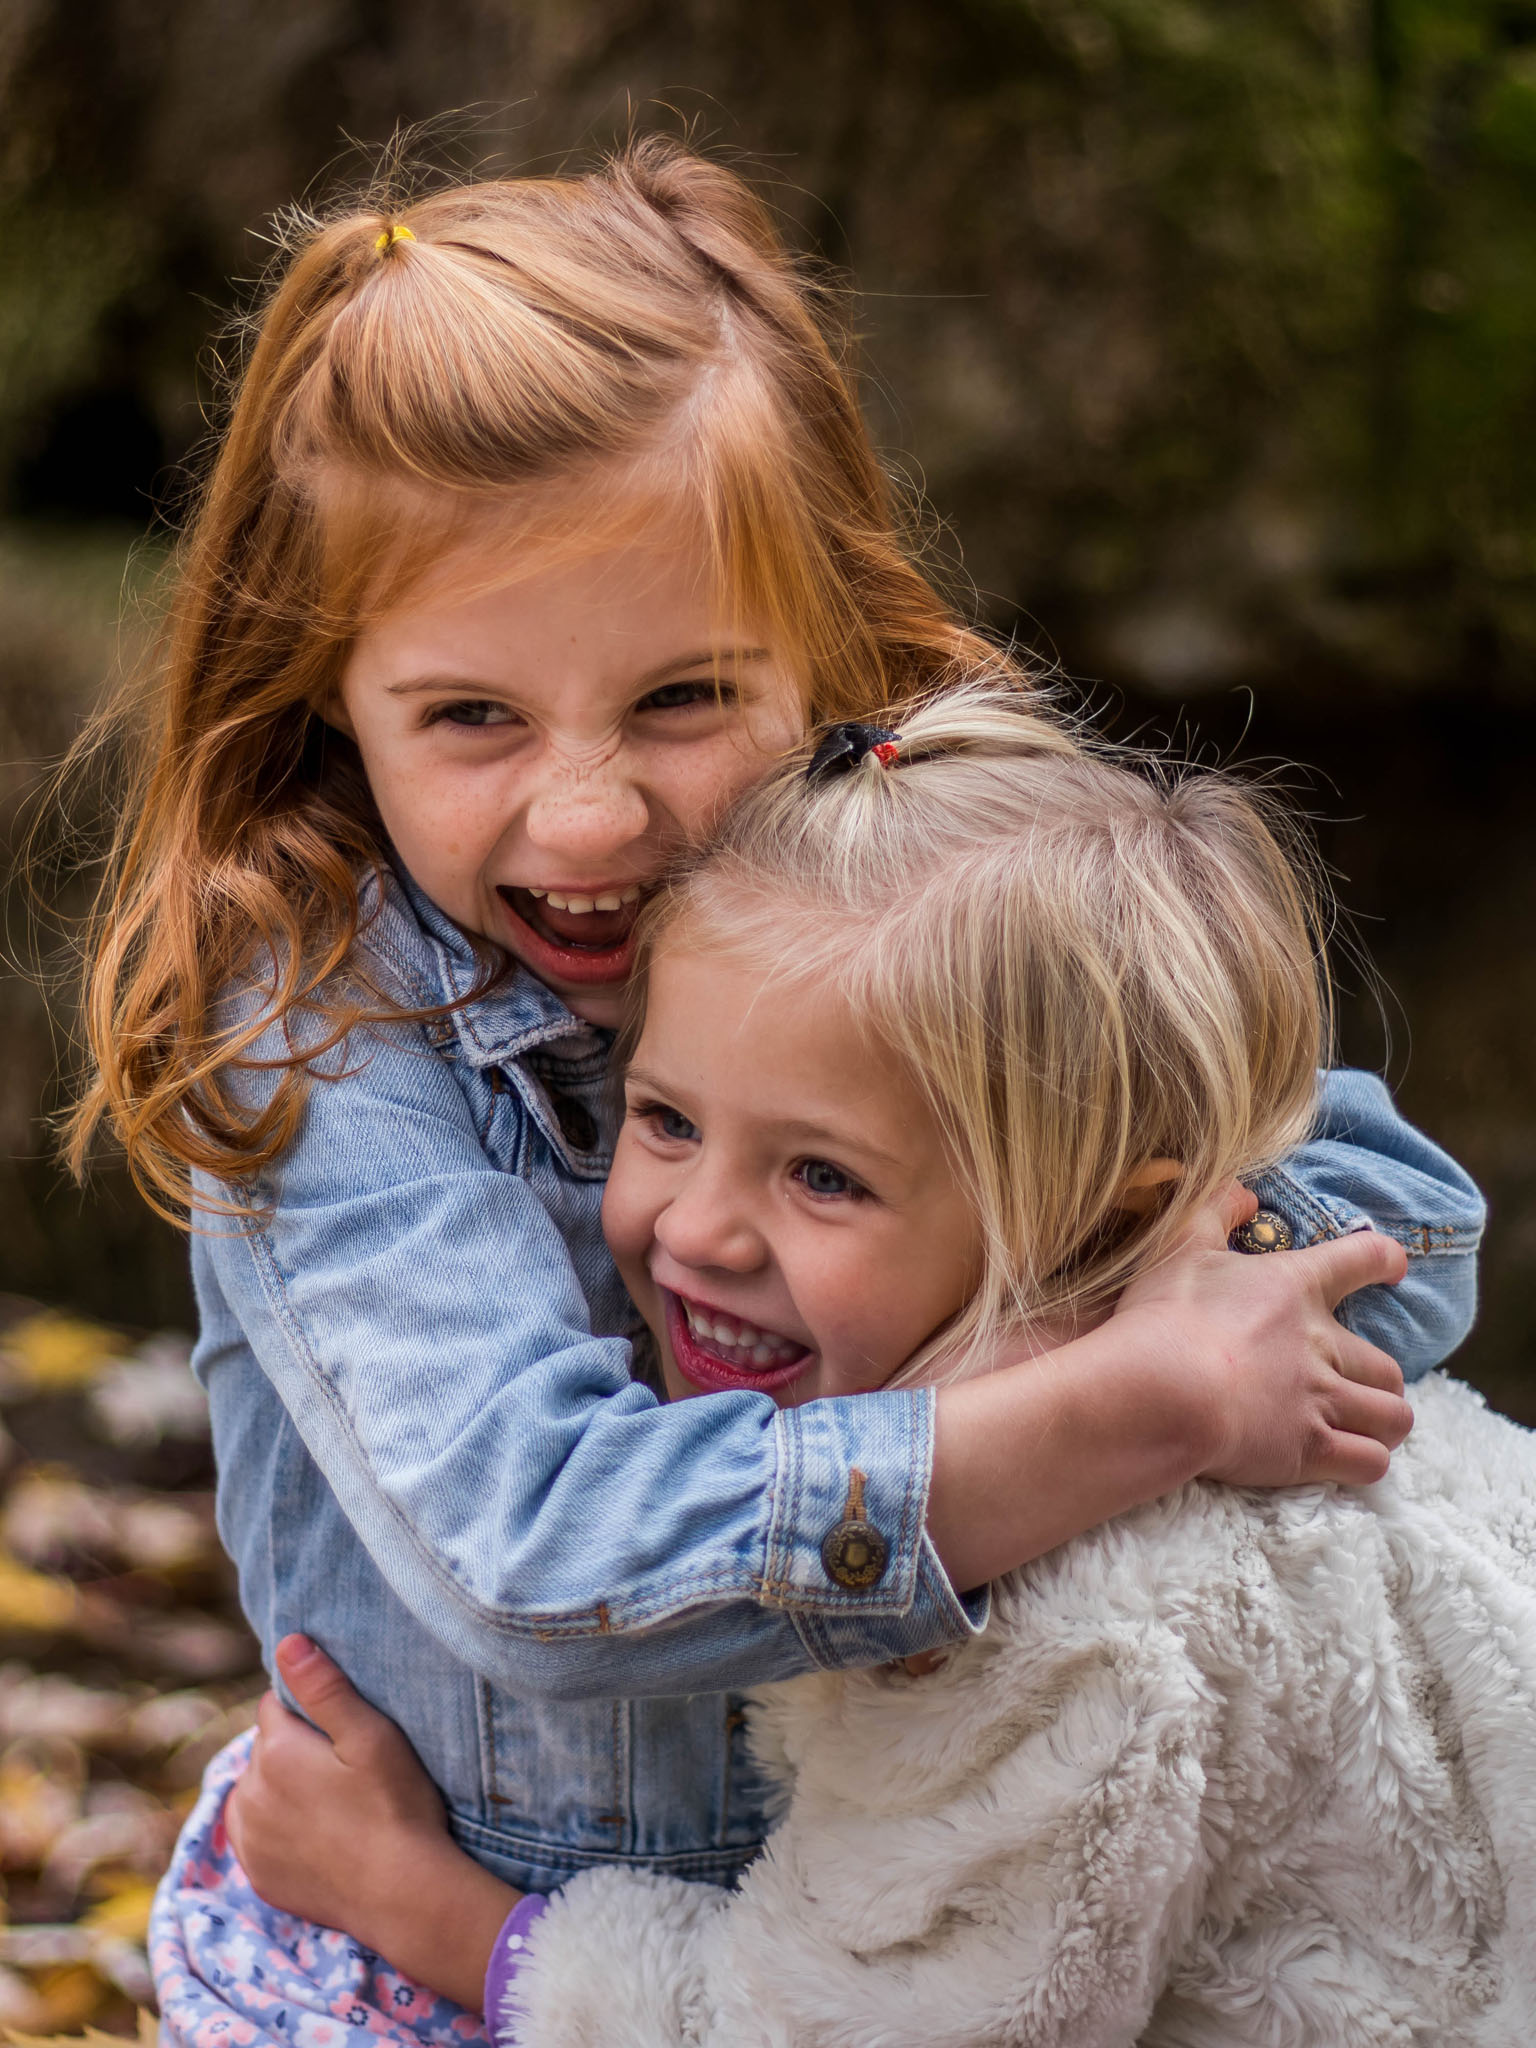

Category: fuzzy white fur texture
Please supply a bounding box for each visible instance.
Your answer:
[507,1375,1536,2047]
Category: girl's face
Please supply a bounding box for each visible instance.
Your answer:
[603,940,984,1407]
[333,518,804,1028]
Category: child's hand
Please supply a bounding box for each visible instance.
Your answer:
[1115,1181,1413,1490]
[226,1634,517,2010]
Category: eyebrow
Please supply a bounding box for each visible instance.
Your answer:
[623,1070,908,1175]
[383,647,771,698]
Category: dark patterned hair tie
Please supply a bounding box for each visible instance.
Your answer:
[806,722,902,783]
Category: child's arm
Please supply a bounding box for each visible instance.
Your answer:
[225,1638,514,2013]
[209,970,1429,1696]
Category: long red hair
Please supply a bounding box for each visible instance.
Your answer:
[66,137,1029,1219]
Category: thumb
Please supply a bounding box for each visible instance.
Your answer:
[273,1634,378,1753]
[1175,1178,1259,1252]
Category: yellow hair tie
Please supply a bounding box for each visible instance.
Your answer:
[374,223,416,255]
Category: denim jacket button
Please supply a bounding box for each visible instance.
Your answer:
[1230,1207,1294,1254]
[821,1469,890,1591]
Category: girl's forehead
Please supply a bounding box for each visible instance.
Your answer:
[327,460,716,627]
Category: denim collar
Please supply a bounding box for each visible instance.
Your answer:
[373,863,609,1073]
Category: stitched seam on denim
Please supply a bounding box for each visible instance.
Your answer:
[356,920,440,1011]
[244,1212,835,1630]
[244,1229,773,1631]
[1374,1223,1482,1255]
[895,1387,928,1602]
[446,1814,765,1881]
[761,1407,797,1603]
[788,1606,839,1669]
[249,1225,916,1625]
[1258,1165,1484,1257]
[1253,1168,1341,1243]
[497,1056,612,1182]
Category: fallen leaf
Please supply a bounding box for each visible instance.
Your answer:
[0,1319,117,1395]
[0,1558,78,1635]
[79,1885,155,1945]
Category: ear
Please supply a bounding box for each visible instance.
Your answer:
[309,685,356,740]
[1113,1158,1184,1216]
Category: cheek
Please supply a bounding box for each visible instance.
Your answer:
[660,730,797,841]
[367,752,507,875]
[601,1138,661,1282]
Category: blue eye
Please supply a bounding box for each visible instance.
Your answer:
[636,680,731,713]
[632,1100,699,1144]
[794,1158,864,1200]
[429,700,517,728]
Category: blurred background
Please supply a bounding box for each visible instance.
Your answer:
[1,0,1534,2026]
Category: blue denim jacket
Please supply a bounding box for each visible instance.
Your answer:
[193,869,1485,1891]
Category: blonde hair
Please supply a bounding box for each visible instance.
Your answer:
[65,136,1021,1219]
[633,686,1329,1370]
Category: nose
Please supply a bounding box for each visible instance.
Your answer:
[653,1155,766,1278]
[523,747,650,868]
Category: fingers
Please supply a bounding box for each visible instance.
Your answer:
[1295,1227,1409,1307]
[1309,1433,1393,1488]
[253,1687,289,1743]
[1330,1375,1413,1448]
[1220,1179,1260,1237]
[273,1634,381,1755]
[1331,1333,1405,1397]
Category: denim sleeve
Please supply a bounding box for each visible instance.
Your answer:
[199,1016,985,1700]
[1247,1069,1486,1381]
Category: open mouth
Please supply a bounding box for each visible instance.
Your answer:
[663,1290,815,1397]
[496,883,646,986]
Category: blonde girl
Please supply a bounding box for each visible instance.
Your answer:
[71,138,1471,2039]
[228,693,1529,2046]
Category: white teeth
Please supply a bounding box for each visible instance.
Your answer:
[682,1300,802,1365]
[523,886,642,913]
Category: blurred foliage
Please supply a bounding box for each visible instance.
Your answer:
[0,1297,259,2036]
[0,0,1534,685]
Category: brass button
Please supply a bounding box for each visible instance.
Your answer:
[821,1469,890,1591]
[1230,1207,1294,1254]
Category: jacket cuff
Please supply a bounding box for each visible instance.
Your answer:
[763,1388,988,1666]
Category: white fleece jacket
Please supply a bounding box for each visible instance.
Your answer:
[508,1375,1536,2047]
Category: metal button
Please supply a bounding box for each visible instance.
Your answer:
[1230,1207,1294,1254]
[821,1469,890,1591]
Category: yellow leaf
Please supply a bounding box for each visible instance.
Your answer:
[11,1965,101,2034]
[78,1888,153,1944]
[0,1557,78,1634]
[2,1317,118,1393]
[3,2019,155,2048]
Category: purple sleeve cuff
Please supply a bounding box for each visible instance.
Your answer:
[483,1892,549,2046]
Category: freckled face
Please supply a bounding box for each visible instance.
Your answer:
[331,521,805,1027]
[602,942,984,1407]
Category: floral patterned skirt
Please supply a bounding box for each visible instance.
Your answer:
[151,1731,490,2048]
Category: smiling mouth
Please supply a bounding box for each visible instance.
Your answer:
[499,884,643,954]
[663,1291,815,1396]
